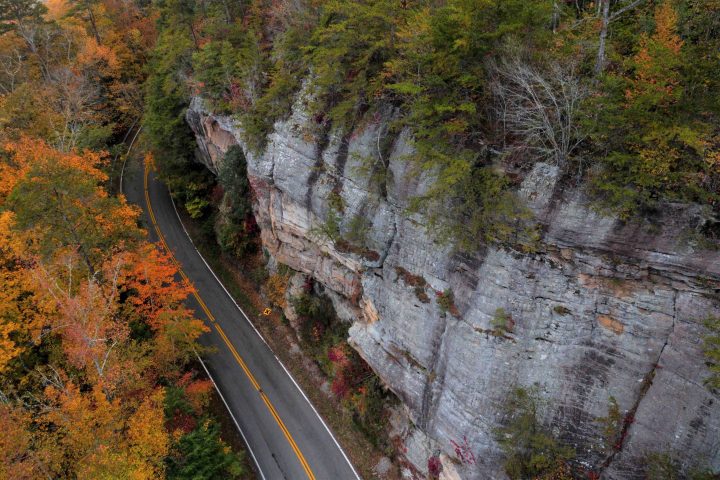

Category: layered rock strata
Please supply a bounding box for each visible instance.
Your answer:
[186,96,720,479]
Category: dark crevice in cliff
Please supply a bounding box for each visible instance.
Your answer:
[304,122,333,210]
[375,121,400,201]
[376,213,399,271]
[598,291,678,475]
[427,320,452,431]
[418,315,450,431]
[334,131,351,179]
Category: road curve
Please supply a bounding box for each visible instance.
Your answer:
[122,157,361,480]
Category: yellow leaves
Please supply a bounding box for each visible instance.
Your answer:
[0,211,39,373]
[654,1,683,55]
[638,144,675,178]
[453,37,469,51]
[39,383,170,480]
[638,126,705,181]
[0,404,52,480]
[0,317,22,374]
[4,136,108,185]
[77,38,121,74]
[45,0,69,20]
[265,272,290,308]
[706,149,720,174]
[627,1,683,104]
[44,382,122,464]
[127,389,169,479]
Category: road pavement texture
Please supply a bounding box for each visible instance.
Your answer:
[122,157,361,480]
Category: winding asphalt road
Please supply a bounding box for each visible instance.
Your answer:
[122,157,360,480]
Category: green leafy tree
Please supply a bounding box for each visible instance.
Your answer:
[7,140,142,275]
[143,8,214,205]
[0,0,47,35]
[384,0,552,154]
[303,0,403,127]
[596,396,623,452]
[216,145,256,255]
[166,420,245,480]
[495,386,575,480]
[192,40,241,112]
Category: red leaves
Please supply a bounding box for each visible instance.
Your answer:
[427,455,442,477]
[328,344,352,399]
[327,344,348,364]
[450,436,476,465]
[327,343,373,400]
[179,372,213,412]
[331,376,351,398]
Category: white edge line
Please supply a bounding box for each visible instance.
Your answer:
[195,352,268,480]
[166,188,363,480]
[120,152,267,480]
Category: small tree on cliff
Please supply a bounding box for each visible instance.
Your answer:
[495,386,575,480]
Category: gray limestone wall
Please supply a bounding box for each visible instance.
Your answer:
[186,95,720,479]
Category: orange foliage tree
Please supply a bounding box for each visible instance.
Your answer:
[0,137,208,478]
[592,0,715,215]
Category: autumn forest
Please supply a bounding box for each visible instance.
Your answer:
[0,0,245,478]
[2,0,720,479]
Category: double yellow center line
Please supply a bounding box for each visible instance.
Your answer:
[143,162,316,480]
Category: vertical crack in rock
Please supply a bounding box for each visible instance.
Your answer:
[375,121,397,200]
[599,290,678,474]
[419,315,450,431]
[377,212,399,271]
[335,131,351,179]
[267,146,276,183]
[304,124,333,210]
[329,132,352,212]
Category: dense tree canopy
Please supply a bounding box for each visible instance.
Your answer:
[0,2,245,477]
[143,0,720,252]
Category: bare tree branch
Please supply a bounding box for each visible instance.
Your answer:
[609,0,646,21]
[491,58,588,168]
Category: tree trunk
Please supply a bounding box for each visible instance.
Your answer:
[86,5,102,45]
[595,0,610,75]
[552,1,560,33]
[188,22,199,50]
[221,0,232,24]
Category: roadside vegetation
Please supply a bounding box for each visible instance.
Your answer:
[0,1,249,478]
[290,288,396,448]
[175,205,401,479]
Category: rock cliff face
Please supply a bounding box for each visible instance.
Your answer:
[186,95,720,479]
